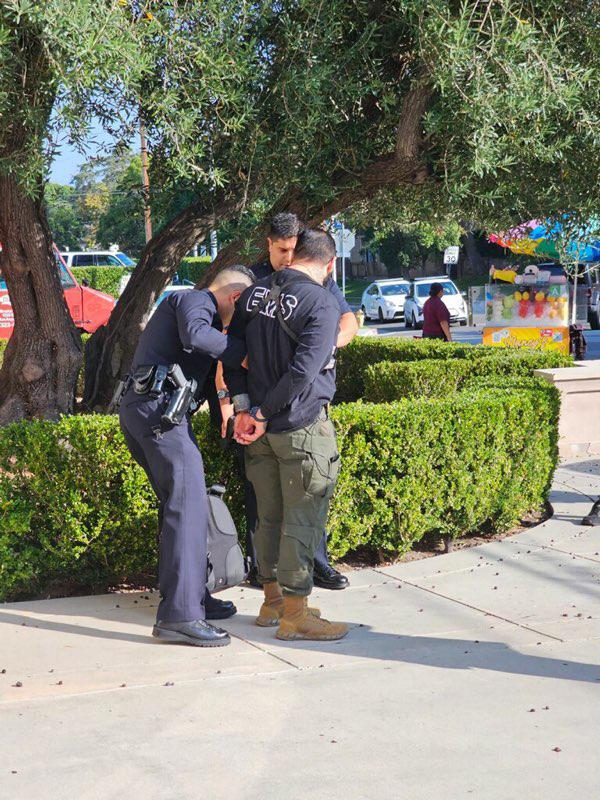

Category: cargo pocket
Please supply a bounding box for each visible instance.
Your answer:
[301,424,340,499]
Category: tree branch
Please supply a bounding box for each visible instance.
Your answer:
[206,84,433,276]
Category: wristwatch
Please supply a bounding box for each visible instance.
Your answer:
[216,389,230,400]
[248,406,268,423]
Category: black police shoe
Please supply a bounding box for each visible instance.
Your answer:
[152,619,231,647]
[313,564,349,590]
[204,591,237,620]
[582,498,600,527]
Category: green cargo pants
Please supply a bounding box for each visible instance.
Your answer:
[245,410,340,596]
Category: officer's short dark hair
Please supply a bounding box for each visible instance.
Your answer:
[293,228,336,267]
[268,213,304,241]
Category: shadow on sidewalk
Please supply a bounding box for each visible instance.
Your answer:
[557,460,600,477]
[0,607,598,684]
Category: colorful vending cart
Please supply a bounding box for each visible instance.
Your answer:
[481,282,570,354]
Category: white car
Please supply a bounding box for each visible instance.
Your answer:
[60,250,136,269]
[403,277,468,329]
[361,279,411,322]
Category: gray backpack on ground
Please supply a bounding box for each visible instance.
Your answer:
[205,484,247,593]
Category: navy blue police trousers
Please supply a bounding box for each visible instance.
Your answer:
[120,393,207,623]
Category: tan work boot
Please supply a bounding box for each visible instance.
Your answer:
[256,582,320,627]
[276,595,348,641]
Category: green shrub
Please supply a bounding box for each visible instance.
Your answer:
[336,337,499,402]
[0,339,7,367]
[0,412,242,600]
[71,266,127,298]
[328,385,558,559]
[0,382,559,599]
[177,256,212,284]
[364,351,572,401]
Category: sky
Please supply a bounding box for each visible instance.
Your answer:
[49,122,137,185]
[49,143,88,185]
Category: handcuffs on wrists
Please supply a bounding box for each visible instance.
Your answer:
[248,406,268,423]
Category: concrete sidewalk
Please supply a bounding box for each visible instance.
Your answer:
[1,460,599,800]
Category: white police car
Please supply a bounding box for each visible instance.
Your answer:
[360,279,411,322]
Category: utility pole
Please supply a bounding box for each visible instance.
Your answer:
[139,115,153,244]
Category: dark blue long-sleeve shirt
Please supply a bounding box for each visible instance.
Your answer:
[224,268,340,433]
[131,289,246,399]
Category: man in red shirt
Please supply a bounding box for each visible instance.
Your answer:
[422,282,452,341]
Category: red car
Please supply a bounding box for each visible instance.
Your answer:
[0,246,115,340]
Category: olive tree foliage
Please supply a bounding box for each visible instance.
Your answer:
[0,1,149,422]
[1,1,597,417]
[84,0,599,409]
[84,0,427,407]
[207,0,598,269]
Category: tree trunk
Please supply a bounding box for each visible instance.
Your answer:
[0,175,82,424]
[83,195,241,410]
[203,155,430,284]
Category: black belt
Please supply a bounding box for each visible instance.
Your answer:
[111,363,198,426]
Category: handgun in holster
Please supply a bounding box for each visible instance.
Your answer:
[108,376,131,413]
[161,363,197,426]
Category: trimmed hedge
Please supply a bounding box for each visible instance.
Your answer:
[336,337,500,402]
[0,377,559,600]
[364,351,572,401]
[70,257,212,298]
[177,256,212,284]
[0,412,242,600]
[71,266,127,298]
[329,381,558,559]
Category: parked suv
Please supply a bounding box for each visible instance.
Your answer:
[0,247,115,339]
[361,279,410,321]
[60,250,136,269]
[404,276,468,329]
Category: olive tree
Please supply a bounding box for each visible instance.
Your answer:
[0,1,149,422]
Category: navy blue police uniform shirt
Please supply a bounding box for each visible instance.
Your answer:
[224,268,340,433]
[131,288,246,399]
[252,259,352,316]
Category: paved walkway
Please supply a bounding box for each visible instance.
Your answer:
[1,460,599,800]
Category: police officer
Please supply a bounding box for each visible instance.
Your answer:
[225,229,348,641]
[119,265,254,647]
[218,212,357,590]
